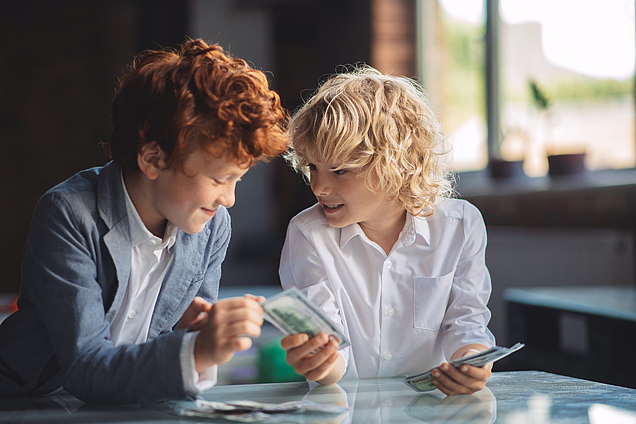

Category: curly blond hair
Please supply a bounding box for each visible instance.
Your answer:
[285,65,454,217]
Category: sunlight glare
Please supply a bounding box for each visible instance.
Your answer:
[499,0,635,80]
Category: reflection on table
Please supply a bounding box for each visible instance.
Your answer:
[1,371,635,423]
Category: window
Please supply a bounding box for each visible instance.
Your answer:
[418,0,636,176]
[418,0,487,171]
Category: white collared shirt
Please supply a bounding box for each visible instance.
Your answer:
[279,198,495,379]
[109,172,216,395]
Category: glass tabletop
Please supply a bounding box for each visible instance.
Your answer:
[1,371,635,423]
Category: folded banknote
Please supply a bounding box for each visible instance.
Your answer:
[262,287,350,350]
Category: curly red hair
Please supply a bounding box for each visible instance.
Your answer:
[107,39,288,170]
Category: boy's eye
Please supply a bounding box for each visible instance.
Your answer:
[333,169,347,175]
[212,176,241,186]
[308,163,317,171]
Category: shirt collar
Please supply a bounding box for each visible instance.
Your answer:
[120,170,177,251]
[339,223,365,249]
[338,212,430,249]
[407,212,431,246]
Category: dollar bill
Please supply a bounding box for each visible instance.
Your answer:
[404,343,525,392]
[262,287,350,350]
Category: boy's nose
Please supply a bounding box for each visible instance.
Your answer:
[311,175,331,196]
[217,184,236,208]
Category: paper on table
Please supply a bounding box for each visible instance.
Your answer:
[174,399,348,423]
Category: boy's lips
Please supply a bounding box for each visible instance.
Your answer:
[321,202,343,214]
[201,207,218,217]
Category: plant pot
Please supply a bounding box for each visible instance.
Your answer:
[489,159,525,179]
[547,153,587,177]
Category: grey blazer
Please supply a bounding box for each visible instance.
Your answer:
[0,161,231,403]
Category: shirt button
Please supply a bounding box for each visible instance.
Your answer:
[384,351,393,360]
[384,261,392,269]
[127,310,136,319]
[385,400,394,408]
[148,239,157,246]
[386,307,395,317]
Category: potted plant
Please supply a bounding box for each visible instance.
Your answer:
[529,79,587,177]
[489,125,529,179]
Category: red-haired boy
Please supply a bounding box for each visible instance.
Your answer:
[0,39,288,404]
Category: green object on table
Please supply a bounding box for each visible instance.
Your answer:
[257,337,305,383]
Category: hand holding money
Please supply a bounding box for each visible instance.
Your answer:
[280,332,344,383]
[430,346,494,396]
[193,296,264,372]
[405,343,524,395]
[262,288,349,384]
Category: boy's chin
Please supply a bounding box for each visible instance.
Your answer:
[179,221,209,235]
[323,216,351,229]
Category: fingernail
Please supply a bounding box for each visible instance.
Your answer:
[441,363,449,371]
[462,365,468,373]
[433,370,440,377]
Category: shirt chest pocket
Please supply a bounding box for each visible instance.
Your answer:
[413,271,454,330]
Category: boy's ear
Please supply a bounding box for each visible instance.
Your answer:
[137,141,168,180]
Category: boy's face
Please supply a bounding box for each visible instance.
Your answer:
[148,149,248,235]
[306,153,405,233]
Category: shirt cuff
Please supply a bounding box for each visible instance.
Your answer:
[339,347,350,374]
[181,331,218,396]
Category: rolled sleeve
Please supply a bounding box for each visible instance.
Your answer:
[442,202,496,357]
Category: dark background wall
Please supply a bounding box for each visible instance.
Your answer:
[0,0,416,293]
[0,0,189,293]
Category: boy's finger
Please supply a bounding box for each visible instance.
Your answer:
[281,333,309,350]
[432,369,472,395]
[222,320,263,339]
[212,306,264,327]
[434,363,488,395]
[192,296,213,311]
[298,334,330,357]
[244,294,266,303]
[459,363,491,380]
[285,333,329,361]
[440,363,483,387]
[216,296,264,312]
[303,351,339,381]
[293,341,338,375]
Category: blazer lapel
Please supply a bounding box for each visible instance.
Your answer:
[147,227,210,338]
[97,162,132,323]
